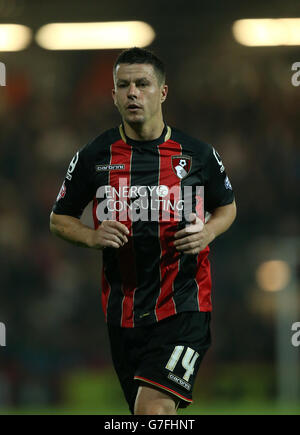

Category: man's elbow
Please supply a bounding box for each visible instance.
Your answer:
[231,199,237,222]
[227,200,237,228]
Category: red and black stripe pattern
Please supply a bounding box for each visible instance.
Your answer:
[53,124,234,328]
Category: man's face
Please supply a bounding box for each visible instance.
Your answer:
[112,63,168,126]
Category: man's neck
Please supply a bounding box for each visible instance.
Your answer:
[123,119,165,141]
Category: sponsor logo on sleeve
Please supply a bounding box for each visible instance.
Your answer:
[213,148,225,173]
[66,152,79,180]
[224,175,232,190]
[56,181,66,201]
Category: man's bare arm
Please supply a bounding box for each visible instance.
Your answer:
[174,200,237,254]
[50,212,129,250]
[204,199,237,241]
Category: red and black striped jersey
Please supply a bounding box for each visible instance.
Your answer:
[52,124,234,327]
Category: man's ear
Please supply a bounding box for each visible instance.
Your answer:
[112,88,117,106]
[161,84,168,103]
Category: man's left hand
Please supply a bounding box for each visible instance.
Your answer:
[173,213,214,254]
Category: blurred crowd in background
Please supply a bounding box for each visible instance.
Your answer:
[0,2,299,410]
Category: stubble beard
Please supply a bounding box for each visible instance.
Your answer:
[123,110,146,127]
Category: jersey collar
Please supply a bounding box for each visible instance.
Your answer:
[119,124,171,147]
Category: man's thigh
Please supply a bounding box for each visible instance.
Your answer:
[134,382,179,415]
[133,311,211,408]
[108,322,148,413]
[108,311,211,413]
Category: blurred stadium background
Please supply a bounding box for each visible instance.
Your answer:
[0,0,299,415]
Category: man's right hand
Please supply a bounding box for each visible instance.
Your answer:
[89,220,129,250]
[50,212,129,250]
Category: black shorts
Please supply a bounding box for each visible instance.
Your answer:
[107,311,211,414]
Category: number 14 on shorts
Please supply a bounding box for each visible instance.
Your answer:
[165,346,199,382]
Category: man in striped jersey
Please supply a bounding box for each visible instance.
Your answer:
[50,47,237,414]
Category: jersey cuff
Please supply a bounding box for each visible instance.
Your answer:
[51,206,82,219]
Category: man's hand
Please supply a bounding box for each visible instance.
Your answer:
[89,220,129,250]
[173,201,237,255]
[173,213,214,255]
[49,212,129,250]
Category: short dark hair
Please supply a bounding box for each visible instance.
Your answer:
[113,47,166,85]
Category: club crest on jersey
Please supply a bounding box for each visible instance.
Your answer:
[171,156,192,180]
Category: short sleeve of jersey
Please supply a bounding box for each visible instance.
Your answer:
[204,146,234,212]
[52,146,95,219]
